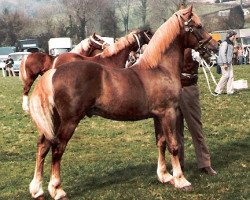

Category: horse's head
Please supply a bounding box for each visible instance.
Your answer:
[176,5,219,55]
[89,33,110,50]
[132,29,153,53]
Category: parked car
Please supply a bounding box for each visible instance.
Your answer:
[4,52,31,76]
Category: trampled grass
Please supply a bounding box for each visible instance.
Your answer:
[0,66,249,200]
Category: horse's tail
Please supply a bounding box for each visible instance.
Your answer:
[19,55,29,84]
[29,69,57,142]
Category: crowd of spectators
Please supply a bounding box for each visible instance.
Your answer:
[233,45,250,65]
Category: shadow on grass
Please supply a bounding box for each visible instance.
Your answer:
[67,162,158,197]
[186,134,250,180]
[63,134,250,198]
[212,134,249,168]
[21,134,249,199]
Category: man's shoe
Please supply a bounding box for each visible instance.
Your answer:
[200,166,217,176]
[214,92,221,96]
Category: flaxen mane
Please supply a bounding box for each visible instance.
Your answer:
[101,31,138,57]
[70,38,90,53]
[137,10,185,69]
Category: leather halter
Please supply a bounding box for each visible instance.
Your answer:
[185,22,212,52]
[133,31,151,54]
[87,35,108,56]
[133,33,141,53]
[179,14,213,53]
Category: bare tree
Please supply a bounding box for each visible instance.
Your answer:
[99,2,120,38]
[147,0,176,31]
[0,8,29,46]
[115,0,132,34]
[139,0,147,27]
[61,0,104,41]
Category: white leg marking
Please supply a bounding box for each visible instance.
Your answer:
[22,95,29,112]
[29,178,44,198]
[48,176,66,200]
[157,158,173,183]
[171,155,191,188]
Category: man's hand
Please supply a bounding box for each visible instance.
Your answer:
[223,64,228,70]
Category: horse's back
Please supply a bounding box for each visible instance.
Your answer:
[51,60,149,120]
[53,52,86,68]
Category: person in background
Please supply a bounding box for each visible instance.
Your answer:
[243,47,248,64]
[125,44,148,68]
[246,46,250,64]
[232,46,238,65]
[237,46,244,65]
[215,30,237,95]
[125,51,140,68]
[216,40,222,74]
[5,55,16,77]
[176,48,217,176]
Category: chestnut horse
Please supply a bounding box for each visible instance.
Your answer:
[53,30,152,68]
[70,33,109,56]
[29,6,218,199]
[20,33,108,112]
[21,30,151,112]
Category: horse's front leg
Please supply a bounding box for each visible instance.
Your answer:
[154,118,174,184]
[160,108,192,189]
[30,135,51,199]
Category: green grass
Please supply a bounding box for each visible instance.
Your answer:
[0,66,249,200]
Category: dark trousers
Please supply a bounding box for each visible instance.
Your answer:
[176,85,211,169]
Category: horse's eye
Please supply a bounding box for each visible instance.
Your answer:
[197,24,202,29]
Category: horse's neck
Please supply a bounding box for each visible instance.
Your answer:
[90,49,102,56]
[160,41,183,77]
[101,45,133,67]
[100,35,138,67]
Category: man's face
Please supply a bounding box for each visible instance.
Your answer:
[230,35,237,42]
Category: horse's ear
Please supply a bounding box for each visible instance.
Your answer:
[182,5,193,17]
[187,5,193,13]
[179,3,186,10]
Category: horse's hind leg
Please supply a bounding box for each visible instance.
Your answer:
[159,108,191,189]
[22,76,37,112]
[154,118,173,184]
[48,120,79,200]
[30,135,51,199]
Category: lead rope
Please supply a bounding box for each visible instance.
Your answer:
[200,58,218,96]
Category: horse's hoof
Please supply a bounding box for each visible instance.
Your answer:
[157,173,173,184]
[181,185,193,191]
[35,195,45,200]
[24,108,29,113]
[58,196,69,200]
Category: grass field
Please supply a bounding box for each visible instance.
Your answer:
[0,66,249,200]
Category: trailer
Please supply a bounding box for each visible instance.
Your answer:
[48,37,72,56]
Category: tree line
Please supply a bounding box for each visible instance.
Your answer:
[0,0,244,52]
